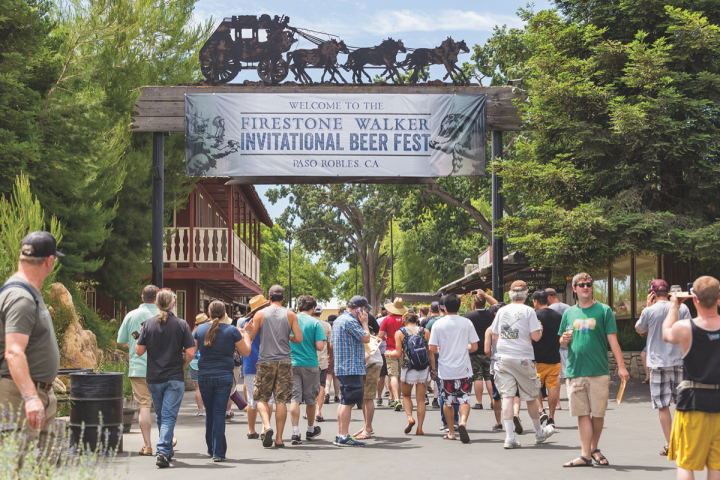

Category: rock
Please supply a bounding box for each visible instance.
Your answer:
[49,283,98,370]
[630,358,640,378]
[52,377,67,393]
[100,348,129,364]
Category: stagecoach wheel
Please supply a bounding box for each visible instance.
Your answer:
[200,55,241,84]
[257,59,289,85]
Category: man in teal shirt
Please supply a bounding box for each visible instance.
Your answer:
[289,295,326,445]
[117,285,159,456]
[558,273,629,468]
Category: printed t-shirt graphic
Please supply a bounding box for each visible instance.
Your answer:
[558,302,617,379]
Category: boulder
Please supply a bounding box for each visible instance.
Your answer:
[100,348,129,364]
[49,283,98,370]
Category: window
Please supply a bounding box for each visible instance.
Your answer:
[177,290,186,320]
[241,29,253,39]
[612,256,632,318]
[635,255,657,315]
[591,271,609,305]
[258,29,267,42]
[199,194,204,227]
[84,288,96,312]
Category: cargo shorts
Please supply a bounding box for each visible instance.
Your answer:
[253,361,292,404]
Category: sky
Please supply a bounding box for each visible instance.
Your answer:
[191,0,554,304]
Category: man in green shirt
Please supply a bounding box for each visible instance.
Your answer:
[559,272,629,467]
[117,285,159,456]
[289,295,326,445]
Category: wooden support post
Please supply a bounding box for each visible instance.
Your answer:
[227,185,234,270]
[152,132,164,288]
[491,130,503,300]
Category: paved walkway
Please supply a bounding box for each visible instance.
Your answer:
[118,378,677,479]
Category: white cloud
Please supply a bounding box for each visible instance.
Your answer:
[365,9,521,35]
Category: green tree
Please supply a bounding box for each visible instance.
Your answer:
[266,184,401,311]
[0,174,62,293]
[499,3,720,275]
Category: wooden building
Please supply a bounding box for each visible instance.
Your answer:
[89,179,272,327]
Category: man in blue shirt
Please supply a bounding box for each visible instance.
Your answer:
[331,295,371,447]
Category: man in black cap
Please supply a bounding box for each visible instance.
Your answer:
[0,232,63,455]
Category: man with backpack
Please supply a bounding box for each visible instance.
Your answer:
[0,232,63,457]
[428,294,480,444]
[386,312,435,435]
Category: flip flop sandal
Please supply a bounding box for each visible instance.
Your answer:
[404,420,416,434]
[315,415,325,422]
[660,445,669,456]
[302,414,307,419]
[563,456,593,467]
[247,432,259,439]
[442,435,456,440]
[591,449,609,466]
[355,432,372,440]
[274,442,285,448]
[262,428,274,448]
[458,425,470,444]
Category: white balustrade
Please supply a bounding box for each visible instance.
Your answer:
[164,227,260,284]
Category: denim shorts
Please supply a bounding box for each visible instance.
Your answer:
[337,374,364,405]
[189,365,199,382]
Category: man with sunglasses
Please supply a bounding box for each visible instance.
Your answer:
[0,232,63,457]
[559,272,629,467]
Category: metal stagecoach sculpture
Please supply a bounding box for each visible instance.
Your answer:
[198,14,472,86]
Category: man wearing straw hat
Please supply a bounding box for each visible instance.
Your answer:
[380,298,408,411]
[241,294,273,440]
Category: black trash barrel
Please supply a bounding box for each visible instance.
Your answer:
[69,372,124,453]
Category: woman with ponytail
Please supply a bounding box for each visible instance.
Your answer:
[193,300,252,461]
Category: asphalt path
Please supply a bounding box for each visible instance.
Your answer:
[117,378,677,479]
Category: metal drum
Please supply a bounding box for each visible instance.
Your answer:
[69,372,124,453]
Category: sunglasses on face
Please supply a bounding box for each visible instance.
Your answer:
[576,282,593,289]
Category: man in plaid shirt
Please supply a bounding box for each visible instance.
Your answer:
[331,295,371,446]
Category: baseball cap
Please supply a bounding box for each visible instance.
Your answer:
[650,279,669,293]
[438,295,446,307]
[430,301,439,312]
[314,305,323,316]
[21,231,64,258]
[349,295,371,310]
[510,280,527,291]
[268,285,284,297]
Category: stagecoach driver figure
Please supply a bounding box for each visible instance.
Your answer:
[0,232,63,456]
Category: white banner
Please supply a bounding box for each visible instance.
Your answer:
[185,93,486,178]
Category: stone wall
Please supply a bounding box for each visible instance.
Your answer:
[608,351,647,380]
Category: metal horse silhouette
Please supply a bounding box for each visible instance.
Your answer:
[401,37,470,85]
[287,39,350,85]
[343,38,407,84]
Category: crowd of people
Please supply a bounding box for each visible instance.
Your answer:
[0,232,718,479]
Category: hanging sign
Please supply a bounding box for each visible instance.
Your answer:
[184,93,486,178]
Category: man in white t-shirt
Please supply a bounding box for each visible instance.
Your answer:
[492,280,555,449]
[635,279,692,455]
[428,294,479,444]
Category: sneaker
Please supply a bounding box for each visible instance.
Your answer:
[291,434,302,445]
[492,423,503,431]
[394,401,402,412]
[324,394,330,404]
[213,457,227,462]
[504,439,522,449]
[376,398,383,407]
[427,385,433,393]
[540,411,549,425]
[384,391,390,397]
[453,424,459,431]
[334,396,340,403]
[513,415,523,435]
[333,435,365,447]
[225,412,234,421]
[472,403,483,410]
[546,418,555,427]
[432,399,440,409]
[356,403,363,410]
[424,395,429,406]
[156,453,169,468]
[439,424,449,432]
[196,410,205,416]
[306,426,321,440]
[535,426,555,444]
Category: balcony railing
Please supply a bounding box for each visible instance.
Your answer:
[164,227,260,284]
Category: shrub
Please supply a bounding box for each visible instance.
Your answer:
[615,321,647,352]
